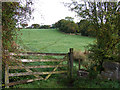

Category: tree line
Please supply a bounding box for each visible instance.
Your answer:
[21,16,96,37]
[55,17,96,37]
[21,24,52,29]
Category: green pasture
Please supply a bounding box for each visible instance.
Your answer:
[17,29,95,53]
[10,29,120,88]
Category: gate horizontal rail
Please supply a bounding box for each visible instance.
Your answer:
[9,71,68,77]
[4,48,74,88]
[9,65,68,69]
[16,59,66,62]
[9,52,67,56]
[6,77,44,86]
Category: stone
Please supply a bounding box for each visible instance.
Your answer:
[103,61,119,71]
[101,61,120,81]
[77,69,89,77]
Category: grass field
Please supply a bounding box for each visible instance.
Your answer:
[12,29,120,88]
[17,29,95,53]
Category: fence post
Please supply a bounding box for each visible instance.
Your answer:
[5,50,9,88]
[79,59,80,70]
[68,48,73,79]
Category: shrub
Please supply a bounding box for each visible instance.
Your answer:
[77,20,96,37]
[86,42,119,74]
[55,19,79,33]
[39,25,51,29]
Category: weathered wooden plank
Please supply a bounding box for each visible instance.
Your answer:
[69,48,73,78]
[16,59,66,62]
[9,71,68,77]
[9,65,68,69]
[9,56,44,79]
[9,52,67,56]
[45,61,64,80]
[79,59,82,70]
[5,77,43,86]
[5,61,9,88]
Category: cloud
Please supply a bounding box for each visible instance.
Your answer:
[28,0,80,26]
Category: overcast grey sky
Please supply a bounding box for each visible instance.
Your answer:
[28,0,81,26]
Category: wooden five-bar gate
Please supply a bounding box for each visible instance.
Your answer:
[4,48,74,88]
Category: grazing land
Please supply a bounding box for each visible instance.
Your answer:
[11,29,120,88]
[17,29,95,53]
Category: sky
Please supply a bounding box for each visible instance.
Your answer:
[28,0,81,26]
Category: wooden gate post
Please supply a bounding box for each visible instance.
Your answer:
[68,48,73,79]
[5,61,9,88]
[5,50,9,88]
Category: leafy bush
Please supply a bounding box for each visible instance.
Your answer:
[77,20,96,37]
[39,25,51,29]
[31,24,40,29]
[86,42,119,74]
[55,19,79,33]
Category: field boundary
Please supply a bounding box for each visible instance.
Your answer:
[4,48,74,88]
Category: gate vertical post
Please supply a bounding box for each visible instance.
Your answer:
[5,50,9,88]
[5,61,9,88]
[79,59,80,70]
[68,48,73,79]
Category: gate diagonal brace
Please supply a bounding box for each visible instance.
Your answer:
[9,56,44,80]
[45,60,64,80]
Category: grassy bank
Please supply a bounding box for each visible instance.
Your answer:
[10,29,120,88]
[17,29,95,53]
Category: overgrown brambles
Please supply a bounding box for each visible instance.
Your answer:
[69,1,120,73]
[2,1,33,60]
[2,2,33,87]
